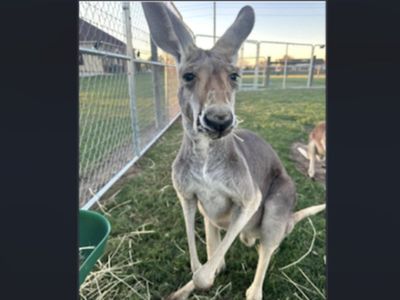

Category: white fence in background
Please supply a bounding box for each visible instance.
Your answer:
[195,34,325,90]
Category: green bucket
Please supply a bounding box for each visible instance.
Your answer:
[79,209,111,286]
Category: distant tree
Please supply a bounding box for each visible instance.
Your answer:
[277,55,294,63]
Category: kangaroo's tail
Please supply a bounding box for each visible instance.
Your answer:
[286,203,325,235]
[292,204,326,226]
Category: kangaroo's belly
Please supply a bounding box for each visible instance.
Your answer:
[197,191,233,229]
[190,170,235,229]
[178,152,255,230]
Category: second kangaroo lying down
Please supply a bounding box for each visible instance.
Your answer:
[142,3,326,300]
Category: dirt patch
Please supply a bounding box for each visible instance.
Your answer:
[290,142,326,186]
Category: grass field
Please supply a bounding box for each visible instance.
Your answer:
[80,87,326,300]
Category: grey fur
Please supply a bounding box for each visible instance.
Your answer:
[212,6,255,61]
[141,3,325,299]
[142,2,195,61]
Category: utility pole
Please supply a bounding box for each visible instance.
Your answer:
[213,2,216,45]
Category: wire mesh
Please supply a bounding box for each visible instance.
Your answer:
[79,2,180,208]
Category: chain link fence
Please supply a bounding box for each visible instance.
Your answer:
[79,1,182,209]
[195,34,325,90]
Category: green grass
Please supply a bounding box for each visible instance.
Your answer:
[80,87,326,299]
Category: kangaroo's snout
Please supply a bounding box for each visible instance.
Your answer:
[202,107,234,134]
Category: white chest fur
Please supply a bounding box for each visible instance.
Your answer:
[188,156,235,229]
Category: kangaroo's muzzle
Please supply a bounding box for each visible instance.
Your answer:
[199,106,235,138]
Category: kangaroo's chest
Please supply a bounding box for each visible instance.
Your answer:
[189,161,235,229]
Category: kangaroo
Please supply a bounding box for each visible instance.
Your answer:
[298,121,326,178]
[142,3,325,299]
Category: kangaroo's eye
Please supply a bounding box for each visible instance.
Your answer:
[229,73,240,81]
[182,73,196,82]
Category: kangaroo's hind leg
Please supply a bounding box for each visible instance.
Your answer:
[307,140,316,178]
[245,214,288,300]
[246,178,296,300]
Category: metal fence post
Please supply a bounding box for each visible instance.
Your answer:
[282,43,289,89]
[164,59,170,119]
[254,42,260,89]
[151,37,165,129]
[123,2,141,156]
[307,45,315,88]
[264,56,271,88]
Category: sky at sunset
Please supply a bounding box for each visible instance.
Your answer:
[174,1,326,60]
[79,1,325,61]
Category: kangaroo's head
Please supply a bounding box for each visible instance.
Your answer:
[142,2,255,140]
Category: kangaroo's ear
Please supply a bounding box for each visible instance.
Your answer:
[142,2,196,63]
[212,6,255,62]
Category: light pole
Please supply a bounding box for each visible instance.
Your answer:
[213,2,216,45]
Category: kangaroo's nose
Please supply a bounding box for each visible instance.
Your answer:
[204,110,233,133]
